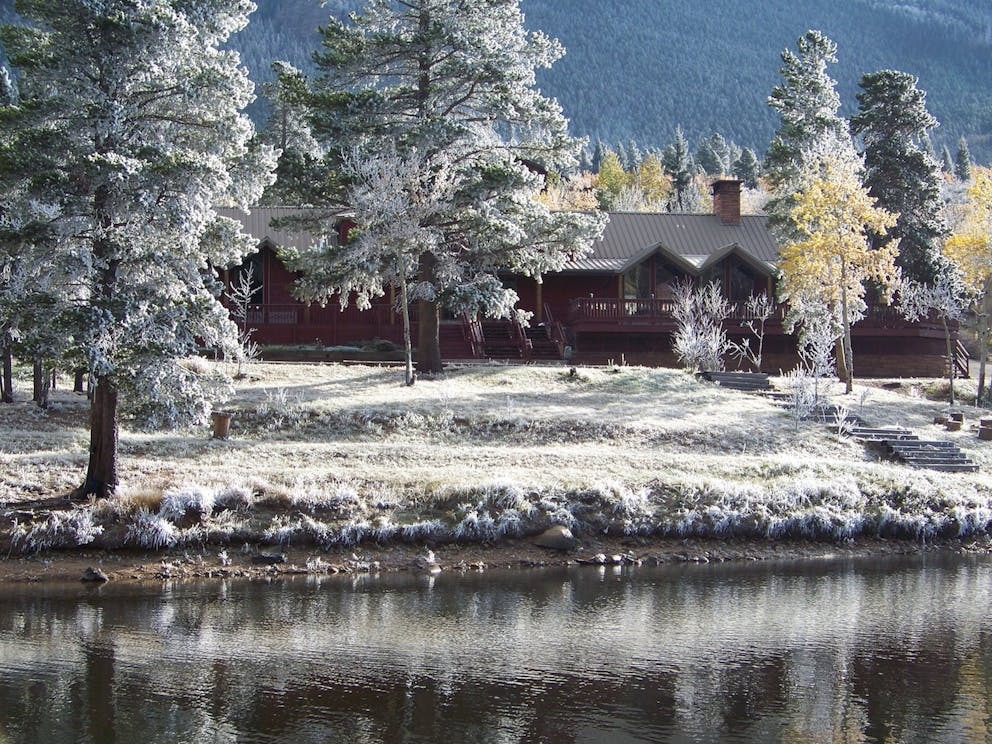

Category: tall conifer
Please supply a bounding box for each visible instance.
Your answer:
[852,70,947,283]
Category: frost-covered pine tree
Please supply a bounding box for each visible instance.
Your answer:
[282,0,604,374]
[255,61,330,207]
[764,30,850,235]
[0,0,275,497]
[955,137,973,182]
[662,127,699,212]
[732,148,761,190]
[851,70,948,284]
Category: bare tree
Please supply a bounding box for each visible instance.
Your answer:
[225,264,263,379]
[672,280,733,372]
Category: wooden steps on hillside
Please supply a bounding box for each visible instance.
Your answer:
[699,371,772,391]
[481,321,527,359]
[839,426,916,441]
[832,422,979,472]
[880,438,979,472]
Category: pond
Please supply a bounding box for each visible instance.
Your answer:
[1,553,991,743]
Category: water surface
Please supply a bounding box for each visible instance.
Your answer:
[1,554,991,743]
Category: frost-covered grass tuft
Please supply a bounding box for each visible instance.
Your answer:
[125,509,178,549]
[16,510,103,554]
[290,480,362,512]
[214,484,253,511]
[160,486,215,522]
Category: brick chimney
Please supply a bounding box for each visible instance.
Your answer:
[711,179,742,224]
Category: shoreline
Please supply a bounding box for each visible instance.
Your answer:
[3,533,990,587]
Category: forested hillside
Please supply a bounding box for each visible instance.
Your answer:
[2,0,990,161]
[525,0,992,160]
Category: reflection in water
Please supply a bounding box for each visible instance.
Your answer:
[0,555,991,743]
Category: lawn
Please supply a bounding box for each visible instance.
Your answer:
[3,361,992,554]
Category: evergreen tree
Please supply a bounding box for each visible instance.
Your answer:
[732,147,761,188]
[941,144,955,174]
[707,133,732,174]
[591,140,608,173]
[283,0,604,374]
[663,127,697,212]
[764,30,851,232]
[256,61,331,206]
[625,139,643,170]
[1,0,275,497]
[578,145,593,173]
[614,142,630,174]
[852,69,947,283]
[955,137,972,181]
[695,139,723,176]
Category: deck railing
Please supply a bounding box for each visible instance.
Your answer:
[244,302,397,340]
[568,298,949,331]
[569,297,787,324]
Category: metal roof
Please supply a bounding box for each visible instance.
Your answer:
[215,206,347,251]
[220,207,779,276]
[565,212,779,275]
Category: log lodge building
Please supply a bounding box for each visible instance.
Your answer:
[218,180,965,377]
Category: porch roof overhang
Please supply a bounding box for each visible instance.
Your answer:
[614,241,777,277]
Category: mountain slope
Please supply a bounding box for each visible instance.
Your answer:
[522,0,992,158]
[1,0,990,161]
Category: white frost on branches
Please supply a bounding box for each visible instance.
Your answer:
[671,280,733,372]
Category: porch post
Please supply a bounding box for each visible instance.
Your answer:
[535,281,543,323]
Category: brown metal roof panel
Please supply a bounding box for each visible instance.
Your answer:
[216,206,347,251]
[588,213,778,267]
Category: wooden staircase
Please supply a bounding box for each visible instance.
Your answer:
[478,320,533,359]
[437,322,478,359]
[525,325,563,361]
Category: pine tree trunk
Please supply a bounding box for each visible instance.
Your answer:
[417,299,442,374]
[74,368,86,394]
[400,275,415,385]
[76,376,119,499]
[76,185,121,498]
[32,359,50,408]
[415,253,443,374]
[834,337,849,385]
[1,344,12,403]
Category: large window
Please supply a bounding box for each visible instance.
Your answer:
[623,262,651,299]
[728,260,758,302]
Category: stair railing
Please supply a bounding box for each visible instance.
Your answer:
[511,315,533,359]
[543,304,568,358]
[953,339,970,380]
[461,312,485,358]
